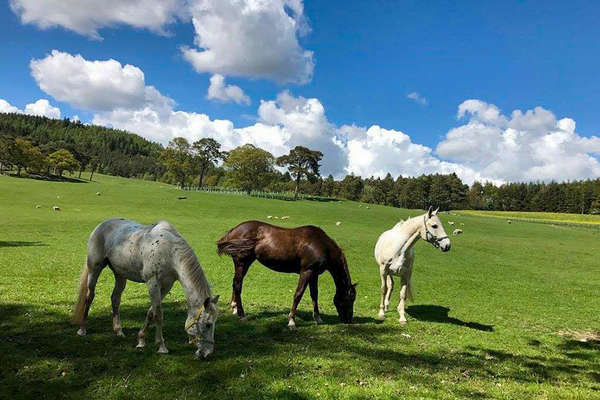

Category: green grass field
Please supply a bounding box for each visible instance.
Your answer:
[458,210,600,226]
[1,174,599,399]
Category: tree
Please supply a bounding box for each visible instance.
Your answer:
[224,144,275,194]
[46,149,79,177]
[0,135,16,173]
[161,137,192,187]
[192,138,225,188]
[276,146,323,200]
[322,174,336,197]
[12,138,42,176]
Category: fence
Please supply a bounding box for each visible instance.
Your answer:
[181,186,338,202]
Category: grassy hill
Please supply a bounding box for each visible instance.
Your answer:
[1,173,599,399]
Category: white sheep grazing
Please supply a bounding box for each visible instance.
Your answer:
[273,216,280,219]
[96,192,101,196]
[453,229,463,235]
[448,221,455,225]
[267,215,273,219]
[281,216,290,220]
[35,205,41,209]
[52,206,61,211]
[507,220,512,224]
[336,221,342,226]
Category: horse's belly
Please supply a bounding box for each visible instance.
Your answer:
[257,256,301,273]
[106,253,145,282]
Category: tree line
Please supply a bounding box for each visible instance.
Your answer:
[1,112,599,213]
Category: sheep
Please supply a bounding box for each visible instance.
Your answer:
[507,220,512,224]
[35,205,41,209]
[281,216,290,220]
[52,206,61,211]
[336,221,342,226]
[96,192,101,196]
[453,229,463,235]
[267,215,273,219]
[448,221,455,225]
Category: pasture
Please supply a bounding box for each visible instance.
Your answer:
[0,174,599,399]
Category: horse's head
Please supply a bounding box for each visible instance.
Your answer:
[420,206,451,252]
[334,282,357,323]
[185,295,219,359]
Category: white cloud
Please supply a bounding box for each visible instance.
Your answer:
[28,51,600,185]
[0,98,61,119]
[407,92,428,106]
[182,0,314,83]
[436,99,600,182]
[0,99,20,114]
[30,50,173,112]
[24,99,61,119]
[207,74,251,105]
[9,0,184,39]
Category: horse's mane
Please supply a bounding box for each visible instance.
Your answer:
[392,219,405,230]
[178,243,212,300]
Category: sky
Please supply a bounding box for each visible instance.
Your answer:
[1,0,600,184]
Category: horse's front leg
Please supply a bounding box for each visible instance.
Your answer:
[288,270,312,330]
[145,277,169,354]
[111,274,127,337]
[136,306,153,349]
[397,275,409,325]
[308,274,322,324]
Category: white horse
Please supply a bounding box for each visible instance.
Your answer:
[374,207,450,324]
[72,218,219,358]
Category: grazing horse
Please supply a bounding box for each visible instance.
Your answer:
[217,221,357,329]
[72,218,219,358]
[374,207,450,324]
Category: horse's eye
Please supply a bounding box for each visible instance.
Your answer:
[431,224,438,229]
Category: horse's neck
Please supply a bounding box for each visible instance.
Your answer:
[178,275,207,310]
[330,256,352,292]
[394,216,422,254]
[175,250,211,311]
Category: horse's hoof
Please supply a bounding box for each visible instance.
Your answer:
[238,315,248,322]
[288,320,297,331]
[232,307,238,315]
[314,317,323,325]
[157,346,169,354]
[77,328,86,336]
[399,319,407,326]
[377,311,385,320]
[136,342,145,349]
[116,331,125,338]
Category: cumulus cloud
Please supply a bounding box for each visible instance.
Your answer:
[28,51,600,184]
[182,0,314,83]
[206,74,251,105]
[436,99,600,182]
[30,50,173,112]
[9,0,184,39]
[407,92,428,106]
[0,98,61,118]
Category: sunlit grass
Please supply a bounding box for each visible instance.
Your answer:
[1,173,599,399]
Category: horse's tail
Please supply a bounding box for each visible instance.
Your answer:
[216,232,257,259]
[72,258,89,325]
[406,276,414,302]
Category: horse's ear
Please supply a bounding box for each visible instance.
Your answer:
[433,207,440,215]
[211,295,220,304]
[427,206,434,218]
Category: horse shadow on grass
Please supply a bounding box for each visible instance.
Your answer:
[0,302,597,399]
[0,240,46,248]
[406,305,494,332]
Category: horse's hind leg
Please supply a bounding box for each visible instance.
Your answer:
[136,306,154,349]
[397,274,409,325]
[231,256,253,319]
[111,273,127,337]
[378,270,388,319]
[308,274,322,324]
[384,274,394,312]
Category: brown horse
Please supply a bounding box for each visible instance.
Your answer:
[217,220,357,329]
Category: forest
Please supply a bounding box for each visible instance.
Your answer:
[1,112,599,213]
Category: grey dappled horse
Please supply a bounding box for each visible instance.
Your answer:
[73,218,219,358]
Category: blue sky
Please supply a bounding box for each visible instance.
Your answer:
[1,0,599,183]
